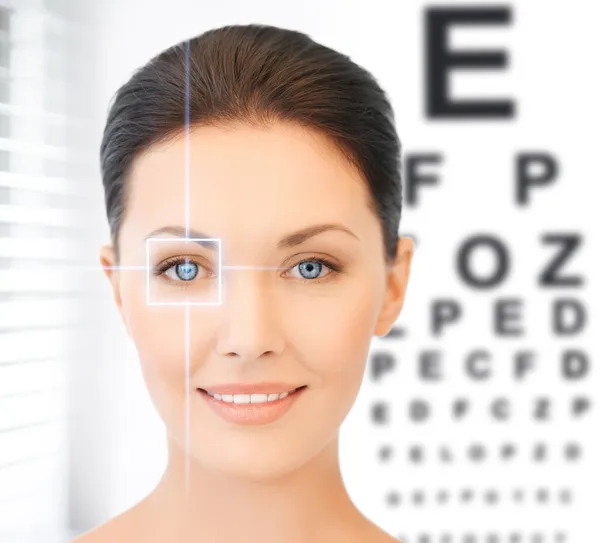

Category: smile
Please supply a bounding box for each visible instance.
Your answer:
[197,386,307,425]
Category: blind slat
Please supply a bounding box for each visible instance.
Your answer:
[0,432,63,488]
[0,299,71,328]
[0,237,80,258]
[0,274,79,295]
[0,171,78,193]
[0,204,80,226]
[0,360,65,398]
[0,135,67,159]
[0,329,68,361]
[0,394,64,435]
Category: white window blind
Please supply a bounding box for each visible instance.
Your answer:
[0,0,92,541]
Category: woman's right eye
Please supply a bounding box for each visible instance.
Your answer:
[161,259,211,283]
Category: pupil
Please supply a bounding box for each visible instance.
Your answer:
[300,261,321,279]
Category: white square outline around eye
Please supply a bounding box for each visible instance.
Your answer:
[146,238,222,306]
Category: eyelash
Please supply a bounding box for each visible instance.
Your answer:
[152,255,343,288]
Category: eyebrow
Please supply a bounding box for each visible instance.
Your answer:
[143,223,359,250]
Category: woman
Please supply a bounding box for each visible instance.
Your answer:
[78,23,414,543]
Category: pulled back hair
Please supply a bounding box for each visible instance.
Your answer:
[100,24,402,265]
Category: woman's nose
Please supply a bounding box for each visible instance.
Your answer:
[213,270,284,361]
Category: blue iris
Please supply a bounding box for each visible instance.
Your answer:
[176,261,198,281]
[298,261,321,279]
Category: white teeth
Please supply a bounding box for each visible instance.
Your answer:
[207,389,296,404]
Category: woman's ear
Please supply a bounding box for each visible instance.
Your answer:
[99,244,128,333]
[374,236,415,337]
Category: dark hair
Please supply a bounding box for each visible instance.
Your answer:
[100,24,402,266]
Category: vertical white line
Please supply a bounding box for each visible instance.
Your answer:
[184,39,192,498]
[185,302,190,497]
[185,38,191,239]
[145,239,150,306]
[218,239,222,305]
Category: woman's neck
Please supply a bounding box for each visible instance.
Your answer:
[137,432,367,543]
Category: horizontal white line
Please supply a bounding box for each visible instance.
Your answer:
[6,265,286,271]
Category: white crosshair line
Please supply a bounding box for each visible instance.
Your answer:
[184,38,191,497]
[97,265,285,270]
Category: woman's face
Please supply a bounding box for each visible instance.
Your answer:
[100,121,413,480]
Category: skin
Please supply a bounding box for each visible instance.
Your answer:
[77,120,413,543]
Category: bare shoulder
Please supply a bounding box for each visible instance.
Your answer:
[351,515,405,543]
[373,531,405,543]
[365,527,405,543]
[69,504,142,543]
[364,529,405,543]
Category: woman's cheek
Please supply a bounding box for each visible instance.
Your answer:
[127,306,189,408]
[290,281,379,409]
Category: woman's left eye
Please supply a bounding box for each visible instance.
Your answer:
[286,258,338,281]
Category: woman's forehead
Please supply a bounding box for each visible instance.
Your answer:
[130,123,362,189]
[125,123,373,227]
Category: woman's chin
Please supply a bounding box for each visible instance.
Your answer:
[180,438,313,482]
[197,449,307,482]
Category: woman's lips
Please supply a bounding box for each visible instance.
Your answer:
[198,386,307,425]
